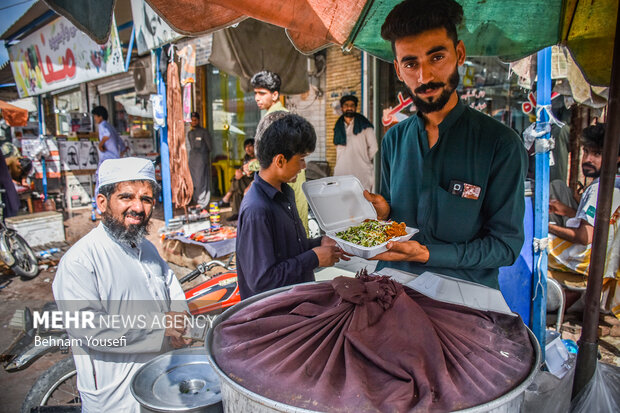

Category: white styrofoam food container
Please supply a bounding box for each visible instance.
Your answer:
[302,175,418,259]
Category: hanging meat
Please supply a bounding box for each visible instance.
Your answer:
[167,53,194,208]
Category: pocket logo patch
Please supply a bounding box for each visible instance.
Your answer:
[449,180,481,200]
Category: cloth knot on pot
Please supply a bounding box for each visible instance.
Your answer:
[331,274,403,326]
[212,276,534,413]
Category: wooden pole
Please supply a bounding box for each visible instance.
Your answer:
[572,5,620,397]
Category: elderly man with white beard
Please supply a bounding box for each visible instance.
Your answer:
[53,157,190,412]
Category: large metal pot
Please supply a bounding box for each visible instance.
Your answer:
[206,284,541,413]
[131,347,224,413]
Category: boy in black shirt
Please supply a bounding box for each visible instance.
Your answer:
[236,114,345,299]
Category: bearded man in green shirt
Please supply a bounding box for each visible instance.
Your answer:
[364,0,528,289]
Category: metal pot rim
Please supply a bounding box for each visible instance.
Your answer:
[205,282,541,413]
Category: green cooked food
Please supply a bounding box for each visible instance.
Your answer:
[336,220,396,247]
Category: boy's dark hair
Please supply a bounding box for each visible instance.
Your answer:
[340,95,358,107]
[581,123,619,156]
[91,106,109,121]
[243,138,255,148]
[381,0,464,56]
[256,114,316,169]
[99,180,161,200]
[250,70,281,93]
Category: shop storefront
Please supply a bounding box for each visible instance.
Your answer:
[6,13,127,212]
[5,0,333,222]
[204,65,260,196]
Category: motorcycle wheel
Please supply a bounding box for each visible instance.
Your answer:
[21,357,80,413]
[7,232,39,279]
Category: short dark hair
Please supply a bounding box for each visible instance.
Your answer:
[340,95,358,107]
[250,70,281,93]
[99,180,161,200]
[381,0,464,56]
[18,157,33,177]
[243,138,255,148]
[91,106,109,120]
[190,111,200,119]
[256,114,316,169]
[581,123,618,155]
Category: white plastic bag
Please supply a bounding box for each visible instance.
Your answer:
[522,122,551,150]
[32,138,50,160]
[570,361,620,413]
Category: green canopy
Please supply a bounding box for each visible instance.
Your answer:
[350,0,617,86]
[42,0,116,44]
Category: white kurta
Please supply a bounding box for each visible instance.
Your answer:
[333,120,378,191]
[52,224,188,412]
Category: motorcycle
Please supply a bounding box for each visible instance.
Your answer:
[183,260,240,317]
[0,188,39,279]
[1,302,76,411]
[1,260,240,412]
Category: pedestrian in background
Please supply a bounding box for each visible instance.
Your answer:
[333,95,378,191]
[187,111,213,208]
[92,105,126,194]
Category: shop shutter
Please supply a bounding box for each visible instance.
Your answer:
[96,73,135,95]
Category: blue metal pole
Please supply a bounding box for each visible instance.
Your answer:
[37,95,44,135]
[124,25,135,72]
[531,46,552,361]
[37,95,48,201]
[156,48,173,225]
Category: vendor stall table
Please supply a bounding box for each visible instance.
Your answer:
[161,226,236,269]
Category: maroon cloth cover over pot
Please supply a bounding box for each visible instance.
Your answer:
[212,275,534,412]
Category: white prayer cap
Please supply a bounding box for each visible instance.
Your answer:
[98,157,156,187]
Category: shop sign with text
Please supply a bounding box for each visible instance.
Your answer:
[8,16,125,98]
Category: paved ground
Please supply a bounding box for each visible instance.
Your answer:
[1,205,618,412]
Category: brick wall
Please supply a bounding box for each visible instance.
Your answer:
[287,85,326,162]
[324,47,362,172]
[286,61,327,162]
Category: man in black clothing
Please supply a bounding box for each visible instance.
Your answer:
[187,112,213,208]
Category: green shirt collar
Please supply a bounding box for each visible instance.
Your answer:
[267,100,287,114]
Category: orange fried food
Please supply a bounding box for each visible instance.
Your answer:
[385,221,407,237]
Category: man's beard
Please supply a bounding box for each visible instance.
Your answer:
[406,67,460,114]
[343,110,356,118]
[102,210,151,246]
[582,162,601,178]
